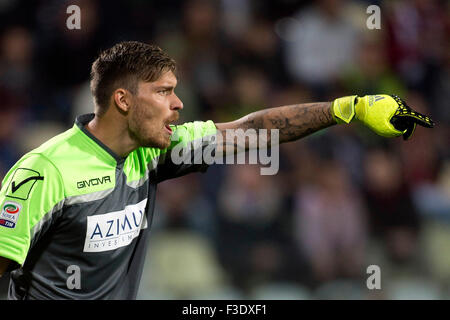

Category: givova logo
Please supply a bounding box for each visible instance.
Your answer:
[83,199,148,252]
[0,201,22,228]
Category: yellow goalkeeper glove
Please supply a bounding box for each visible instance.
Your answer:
[331,94,435,140]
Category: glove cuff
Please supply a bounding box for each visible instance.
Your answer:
[331,95,358,124]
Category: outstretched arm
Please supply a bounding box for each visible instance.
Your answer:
[214,95,434,153]
[216,102,335,143]
[215,102,335,152]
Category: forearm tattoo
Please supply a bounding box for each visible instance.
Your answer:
[217,102,335,154]
[245,102,334,142]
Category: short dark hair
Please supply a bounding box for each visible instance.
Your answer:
[90,41,177,116]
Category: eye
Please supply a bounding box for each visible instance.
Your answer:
[158,89,172,96]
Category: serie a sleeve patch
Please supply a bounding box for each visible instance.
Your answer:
[0,201,22,228]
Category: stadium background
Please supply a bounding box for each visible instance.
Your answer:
[0,0,449,299]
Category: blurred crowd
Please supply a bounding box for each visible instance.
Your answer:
[0,0,449,299]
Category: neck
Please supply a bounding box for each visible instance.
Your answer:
[85,113,138,158]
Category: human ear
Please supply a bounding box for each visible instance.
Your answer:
[113,88,131,113]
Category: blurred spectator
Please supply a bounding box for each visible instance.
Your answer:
[218,165,282,227]
[220,0,252,41]
[293,159,367,284]
[363,148,421,265]
[227,66,271,119]
[385,0,448,93]
[0,26,34,95]
[155,174,217,242]
[0,87,25,178]
[35,0,103,88]
[339,32,406,97]
[228,17,287,86]
[32,0,108,123]
[282,0,360,95]
[216,165,296,291]
[430,37,450,125]
[177,0,230,117]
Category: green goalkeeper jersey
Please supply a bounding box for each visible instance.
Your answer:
[0,113,217,299]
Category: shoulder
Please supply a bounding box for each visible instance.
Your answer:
[1,126,84,194]
[30,126,84,162]
[1,151,65,202]
[12,127,80,176]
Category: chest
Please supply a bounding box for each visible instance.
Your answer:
[54,174,154,254]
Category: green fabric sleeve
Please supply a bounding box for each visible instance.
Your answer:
[167,120,217,150]
[0,154,65,266]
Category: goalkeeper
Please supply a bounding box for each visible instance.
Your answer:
[0,41,434,299]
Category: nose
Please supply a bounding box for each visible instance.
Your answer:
[170,93,184,111]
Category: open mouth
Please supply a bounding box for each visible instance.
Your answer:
[164,124,173,135]
[164,115,178,135]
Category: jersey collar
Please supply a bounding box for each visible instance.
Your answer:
[75,113,127,165]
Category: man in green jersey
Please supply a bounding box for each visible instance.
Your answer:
[0,41,434,299]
